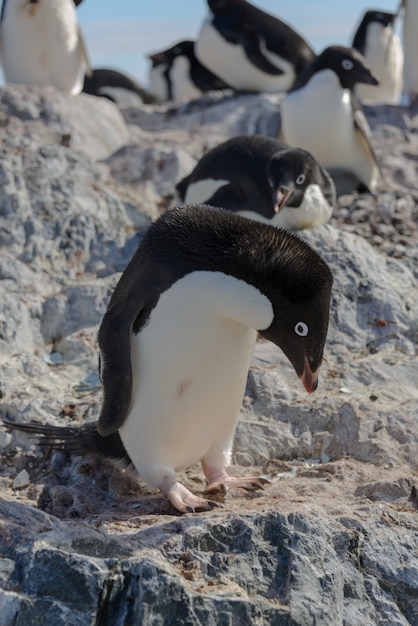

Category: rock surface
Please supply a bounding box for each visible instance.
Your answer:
[0,85,417,625]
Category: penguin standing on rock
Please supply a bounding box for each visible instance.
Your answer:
[176,135,336,231]
[279,46,381,194]
[352,10,403,105]
[400,0,418,103]
[195,0,315,93]
[148,40,231,102]
[0,0,91,95]
[4,206,333,514]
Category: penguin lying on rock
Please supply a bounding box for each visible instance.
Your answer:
[195,0,315,93]
[4,206,333,514]
[176,135,336,231]
[148,40,231,102]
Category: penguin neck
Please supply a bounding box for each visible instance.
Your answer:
[304,69,349,101]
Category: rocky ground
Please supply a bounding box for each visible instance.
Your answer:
[0,85,417,625]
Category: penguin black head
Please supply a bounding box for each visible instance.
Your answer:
[292,45,379,92]
[251,226,333,392]
[266,147,323,212]
[361,10,396,28]
[150,206,333,393]
[148,41,195,68]
[352,10,397,55]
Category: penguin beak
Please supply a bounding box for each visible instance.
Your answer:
[273,187,293,213]
[300,355,319,394]
[357,68,379,87]
[148,51,166,65]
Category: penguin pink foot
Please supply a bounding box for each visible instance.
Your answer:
[203,463,269,494]
[165,481,221,513]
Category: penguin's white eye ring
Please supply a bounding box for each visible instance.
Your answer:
[294,322,309,336]
[342,59,354,71]
[296,173,305,185]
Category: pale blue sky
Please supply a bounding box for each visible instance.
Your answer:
[2,0,402,88]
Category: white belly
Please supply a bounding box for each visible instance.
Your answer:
[196,15,295,92]
[170,56,203,102]
[280,71,377,190]
[149,64,169,102]
[403,1,418,95]
[238,184,332,230]
[355,25,403,105]
[184,178,230,204]
[119,271,273,489]
[0,0,85,95]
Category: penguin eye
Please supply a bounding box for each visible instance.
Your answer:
[342,59,354,71]
[296,174,305,185]
[294,322,309,337]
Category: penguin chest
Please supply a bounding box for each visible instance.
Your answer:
[356,26,403,104]
[281,74,369,175]
[118,271,273,476]
[403,3,418,92]
[170,56,203,101]
[1,3,84,93]
[149,64,170,102]
[196,16,294,92]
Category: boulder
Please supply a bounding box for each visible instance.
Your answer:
[0,85,417,625]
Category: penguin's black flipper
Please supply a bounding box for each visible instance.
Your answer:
[240,28,284,75]
[203,182,249,213]
[176,174,192,202]
[212,16,284,75]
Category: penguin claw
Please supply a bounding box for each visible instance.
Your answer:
[165,482,221,514]
[205,475,270,493]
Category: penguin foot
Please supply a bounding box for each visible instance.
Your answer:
[205,474,270,494]
[165,482,221,514]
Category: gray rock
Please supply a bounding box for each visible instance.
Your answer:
[0,85,417,626]
[0,85,130,161]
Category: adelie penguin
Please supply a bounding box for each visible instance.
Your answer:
[83,68,157,106]
[195,0,315,93]
[279,45,381,194]
[148,40,231,102]
[0,0,91,95]
[400,0,418,103]
[5,206,333,514]
[352,10,403,105]
[176,135,336,231]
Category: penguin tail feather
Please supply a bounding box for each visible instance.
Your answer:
[2,419,132,466]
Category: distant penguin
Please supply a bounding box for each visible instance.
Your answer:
[279,46,381,194]
[148,40,231,102]
[5,206,333,514]
[176,136,336,230]
[401,0,418,103]
[0,0,90,95]
[83,68,157,105]
[352,10,403,105]
[195,0,315,93]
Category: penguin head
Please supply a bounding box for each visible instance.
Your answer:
[148,41,195,68]
[293,45,379,92]
[208,0,239,12]
[258,238,333,393]
[361,10,396,28]
[317,45,379,90]
[266,148,321,212]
